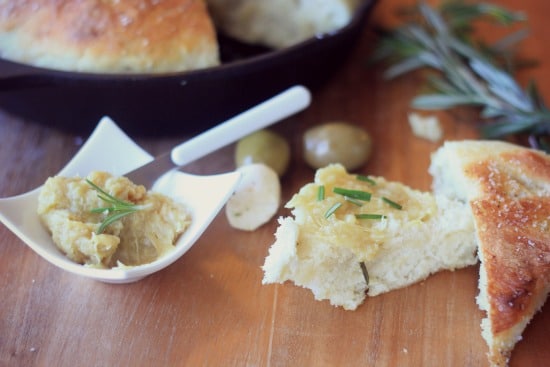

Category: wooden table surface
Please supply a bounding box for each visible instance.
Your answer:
[1,1,549,366]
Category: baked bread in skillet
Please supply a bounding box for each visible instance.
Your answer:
[430,140,550,367]
[206,0,363,49]
[0,0,219,73]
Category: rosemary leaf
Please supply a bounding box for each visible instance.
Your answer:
[333,187,372,201]
[356,175,376,185]
[317,185,325,201]
[87,179,147,234]
[360,262,369,287]
[355,214,386,220]
[96,210,139,235]
[344,196,364,207]
[412,94,485,109]
[324,202,342,218]
[382,197,403,210]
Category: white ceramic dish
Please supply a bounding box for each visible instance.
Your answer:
[0,86,311,283]
[0,118,241,283]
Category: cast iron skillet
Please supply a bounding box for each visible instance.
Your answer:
[0,0,377,136]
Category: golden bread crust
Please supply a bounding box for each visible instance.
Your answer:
[440,140,550,367]
[471,197,550,366]
[0,0,220,73]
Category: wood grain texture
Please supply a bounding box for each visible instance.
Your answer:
[1,1,548,366]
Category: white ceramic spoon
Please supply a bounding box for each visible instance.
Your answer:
[0,85,311,283]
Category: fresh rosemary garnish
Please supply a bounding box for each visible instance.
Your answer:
[356,175,376,185]
[317,185,325,201]
[87,179,149,234]
[359,262,369,288]
[355,214,387,220]
[344,196,364,207]
[382,197,403,210]
[333,187,372,201]
[324,202,342,218]
[372,0,550,153]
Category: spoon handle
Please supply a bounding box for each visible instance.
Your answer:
[170,85,311,166]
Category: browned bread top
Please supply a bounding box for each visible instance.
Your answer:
[465,147,550,198]
[0,0,220,73]
[472,197,550,334]
[430,140,550,367]
[468,146,550,366]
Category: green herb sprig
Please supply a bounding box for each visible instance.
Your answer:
[372,0,550,152]
[317,185,325,201]
[360,261,370,288]
[324,202,343,218]
[333,187,372,201]
[87,179,149,234]
[355,213,387,220]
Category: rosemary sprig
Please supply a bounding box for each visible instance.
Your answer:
[86,179,149,234]
[372,0,550,153]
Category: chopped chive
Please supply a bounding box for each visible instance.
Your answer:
[317,185,325,201]
[324,202,342,218]
[355,213,386,220]
[382,197,403,210]
[360,262,369,287]
[333,187,372,201]
[344,196,363,207]
[356,175,376,185]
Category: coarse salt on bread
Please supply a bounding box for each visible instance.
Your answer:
[430,140,550,367]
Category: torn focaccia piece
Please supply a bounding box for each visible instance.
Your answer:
[430,140,550,367]
[262,164,477,310]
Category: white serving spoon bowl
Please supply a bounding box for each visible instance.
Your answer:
[0,86,311,283]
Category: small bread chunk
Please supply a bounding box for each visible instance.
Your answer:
[262,164,477,310]
[408,113,443,142]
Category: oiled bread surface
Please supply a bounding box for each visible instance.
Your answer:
[0,0,220,73]
[430,140,550,367]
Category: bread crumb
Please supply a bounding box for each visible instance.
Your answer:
[408,113,443,142]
